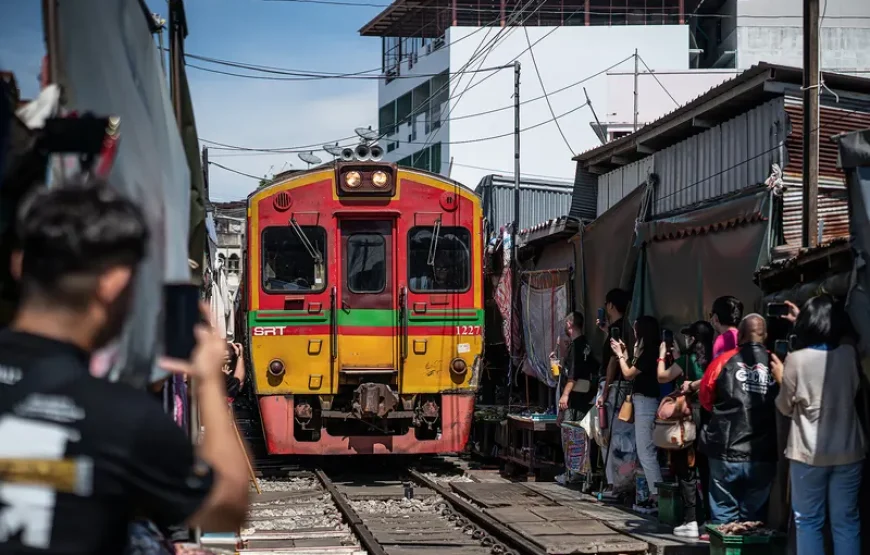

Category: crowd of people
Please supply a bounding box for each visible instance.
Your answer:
[555,288,867,553]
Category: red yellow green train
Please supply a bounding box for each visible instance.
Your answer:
[236,151,484,455]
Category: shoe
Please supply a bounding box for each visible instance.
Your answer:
[673,521,699,538]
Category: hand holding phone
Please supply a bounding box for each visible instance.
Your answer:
[597,307,606,328]
[610,326,622,342]
[767,302,790,318]
[774,339,789,361]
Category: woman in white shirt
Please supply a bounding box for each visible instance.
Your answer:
[770,295,866,555]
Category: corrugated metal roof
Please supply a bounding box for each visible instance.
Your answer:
[478,174,575,233]
[780,177,850,251]
[574,63,870,170]
[784,100,870,180]
[596,98,787,215]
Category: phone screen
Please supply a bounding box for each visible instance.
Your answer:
[774,339,789,361]
[767,302,790,317]
[662,329,674,345]
[164,283,203,360]
[597,308,606,325]
[610,326,622,342]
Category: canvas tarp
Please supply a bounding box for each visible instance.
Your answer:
[578,185,651,360]
[633,189,772,333]
[56,0,192,387]
[837,127,870,555]
[519,270,570,388]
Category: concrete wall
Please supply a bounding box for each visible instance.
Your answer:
[736,0,870,71]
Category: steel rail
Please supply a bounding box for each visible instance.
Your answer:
[314,469,388,555]
[407,469,548,555]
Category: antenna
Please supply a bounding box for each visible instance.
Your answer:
[323,143,343,157]
[355,126,379,141]
[298,152,322,168]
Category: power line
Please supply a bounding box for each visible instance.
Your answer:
[636,54,679,107]
[261,0,870,19]
[523,26,575,155]
[199,53,634,154]
[209,161,265,181]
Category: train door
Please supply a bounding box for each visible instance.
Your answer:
[335,219,399,395]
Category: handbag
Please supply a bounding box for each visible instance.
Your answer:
[653,391,696,450]
[618,394,634,423]
[653,418,697,450]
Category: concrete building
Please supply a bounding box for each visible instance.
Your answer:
[360,0,870,190]
[211,200,245,295]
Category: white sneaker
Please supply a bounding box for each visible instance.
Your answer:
[673,521,699,538]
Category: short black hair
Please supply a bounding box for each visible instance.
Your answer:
[566,311,584,330]
[794,294,845,349]
[711,296,743,327]
[605,288,630,315]
[17,179,149,308]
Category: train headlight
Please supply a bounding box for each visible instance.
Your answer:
[372,170,389,188]
[345,171,362,188]
[268,359,286,378]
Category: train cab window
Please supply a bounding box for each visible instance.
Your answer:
[408,226,470,292]
[347,233,386,293]
[262,226,327,293]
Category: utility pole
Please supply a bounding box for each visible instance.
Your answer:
[511,60,521,385]
[201,146,209,202]
[633,49,639,132]
[802,0,820,248]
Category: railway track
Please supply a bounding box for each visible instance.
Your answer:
[203,465,544,555]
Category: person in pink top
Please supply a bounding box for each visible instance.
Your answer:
[710,296,743,359]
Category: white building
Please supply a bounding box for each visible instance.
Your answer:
[211,202,245,296]
[360,0,870,190]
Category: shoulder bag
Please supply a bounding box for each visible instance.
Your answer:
[653,391,696,450]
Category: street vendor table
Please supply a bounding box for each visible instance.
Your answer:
[498,414,562,479]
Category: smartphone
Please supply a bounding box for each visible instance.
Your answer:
[164,283,203,360]
[662,329,674,345]
[767,302,790,318]
[774,339,789,361]
[788,333,797,352]
[597,308,606,326]
[610,326,622,342]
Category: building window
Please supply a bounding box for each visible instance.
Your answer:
[261,226,327,293]
[346,233,386,294]
[227,254,240,274]
[412,148,430,171]
[379,102,396,137]
[397,155,412,167]
[396,92,412,128]
[383,37,401,80]
[430,142,442,174]
[408,226,471,292]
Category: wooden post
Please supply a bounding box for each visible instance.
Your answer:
[802,0,820,248]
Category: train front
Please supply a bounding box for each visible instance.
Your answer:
[246,152,483,455]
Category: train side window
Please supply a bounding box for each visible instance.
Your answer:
[346,233,386,294]
[408,226,470,292]
[261,226,327,293]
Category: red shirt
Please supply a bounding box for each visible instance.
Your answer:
[699,347,739,411]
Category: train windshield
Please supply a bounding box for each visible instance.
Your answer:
[262,225,327,292]
[346,233,386,293]
[408,226,470,292]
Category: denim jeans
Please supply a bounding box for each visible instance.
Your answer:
[633,394,663,496]
[708,458,776,523]
[790,460,863,555]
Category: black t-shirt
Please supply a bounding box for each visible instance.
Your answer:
[600,317,634,378]
[0,331,214,554]
[630,348,661,398]
[563,336,598,409]
[225,374,241,399]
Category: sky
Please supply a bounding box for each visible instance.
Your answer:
[0,0,382,201]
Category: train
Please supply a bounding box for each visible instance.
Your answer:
[235,145,484,456]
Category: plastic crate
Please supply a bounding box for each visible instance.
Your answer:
[706,524,786,555]
[654,482,683,526]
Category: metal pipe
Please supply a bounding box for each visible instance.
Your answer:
[802,0,820,248]
[633,49,639,132]
[511,61,521,385]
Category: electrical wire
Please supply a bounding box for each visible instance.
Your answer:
[523,26,575,155]
[199,53,634,154]
[209,161,266,181]
[260,0,870,19]
[636,54,679,107]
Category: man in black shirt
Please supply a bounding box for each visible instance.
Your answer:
[597,288,634,408]
[558,311,598,419]
[0,181,250,553]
